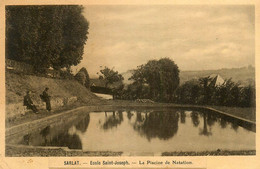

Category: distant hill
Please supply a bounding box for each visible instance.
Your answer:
[122,66,255,87]
[180,66,255,86]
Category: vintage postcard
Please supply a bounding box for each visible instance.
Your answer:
[0,0,259,169]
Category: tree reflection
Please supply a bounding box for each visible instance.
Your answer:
[180,110,186,124]
[47,133,82,149]
[199,113,212,136]
[27,114,90,149]
[231,121,239,131]
[134,111,179,141]
[195,111,241,135]
[37,126,83,149]
[102,111,124,130]
[21,134,31,145]
[40,126,51,144]
[191,111,200,127]
[207,113,217,127]
[136,112,144,122]
[59,114,89,149]
[75,114,90,133]
[220,118,228,129]
[127,111,133,120]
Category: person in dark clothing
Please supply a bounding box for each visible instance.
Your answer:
[24,91,38,113]
[41,87,51,111]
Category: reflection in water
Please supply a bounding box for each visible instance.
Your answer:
[48,133,82,149]
[220,118,228,129]
[180,111,186,124]
[134,111,179,141]
[191,111,200,127]
[231,123,239,131]
[103,111,124,130]
[21,134,31,145]
[199,113,212,136]
[40,126,51,145]
[127,111,134,120]
[76,115,90,133]
[135,112,144,123]
[207,113,217,127]
[16,109,255,152]
[20,113,90,149]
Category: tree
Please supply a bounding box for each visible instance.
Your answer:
[240,85,255,107]
[213,78,241,106]
[6,5,89,71]
[98,66,124,88]
[130,58,179,102]
[175,79,200,104]
[75,67,90,88]
[198,76,215,104]
[75,71,86,85]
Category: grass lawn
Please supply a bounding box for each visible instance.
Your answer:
[210,105,256,122]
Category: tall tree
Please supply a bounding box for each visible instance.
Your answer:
[198,76,214,104]
[6,5,89,71]
[75,67,90,88]
[98,66,124,88]
[130,58,179,101]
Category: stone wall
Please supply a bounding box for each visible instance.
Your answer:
[6,96,78,121]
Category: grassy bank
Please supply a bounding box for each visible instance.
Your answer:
[6,101,85,128]
[6,71,101,105]
[210,105,255,122]
[105,100,256,122]
[5,71,104,127]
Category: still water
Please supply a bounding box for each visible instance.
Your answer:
[18,109,255,153]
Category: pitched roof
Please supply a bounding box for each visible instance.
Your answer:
[209,74,225,86]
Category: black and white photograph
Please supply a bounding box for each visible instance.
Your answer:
[2,2,258,163]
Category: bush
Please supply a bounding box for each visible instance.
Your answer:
[175,78,255,107]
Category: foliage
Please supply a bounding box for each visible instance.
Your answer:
[60,68,74,79]
[175,77,255,107]
[98,66,124,88]
[239,85,255,107]
[75,67,90,88]
[127,58,180,102]
[198,76,215,104]
[75,72,86,85]
[6,5,89,71]
[175,79,200,104]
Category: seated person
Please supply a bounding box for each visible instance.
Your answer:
[24,91,38,114]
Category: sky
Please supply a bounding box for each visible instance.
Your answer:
[72,5,255,77]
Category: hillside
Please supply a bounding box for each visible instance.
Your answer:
[6,71,102,105]
[121,66,255,87]
[179,66,255,86]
